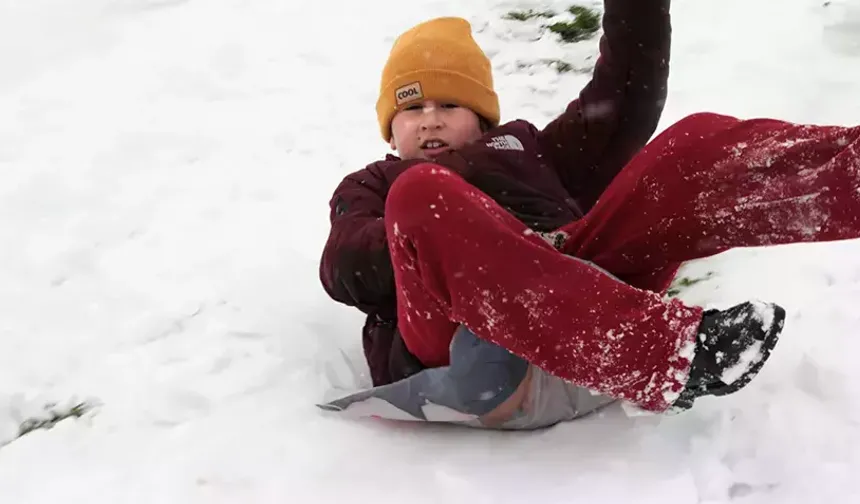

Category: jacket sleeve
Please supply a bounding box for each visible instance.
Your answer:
[319,165,397,319]
[538,0,671,211]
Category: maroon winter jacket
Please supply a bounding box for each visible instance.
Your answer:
[320,0,671,386]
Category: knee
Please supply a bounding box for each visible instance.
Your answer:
[667,112,737,136]
[676,112,725,124]
[385,162,464,219]
[644,112,740,162]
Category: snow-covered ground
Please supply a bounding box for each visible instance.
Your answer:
[2,0,860,501]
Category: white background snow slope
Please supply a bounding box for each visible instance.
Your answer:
[2,0,860,502]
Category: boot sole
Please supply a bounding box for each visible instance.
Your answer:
[704,304,786,397]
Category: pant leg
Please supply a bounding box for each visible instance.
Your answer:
[617,265,682,294]
[560,112,860,273]
[386,163,703,413]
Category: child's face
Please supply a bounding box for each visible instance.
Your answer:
[389,100,484,160]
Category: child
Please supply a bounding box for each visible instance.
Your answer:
[319,1,860,427]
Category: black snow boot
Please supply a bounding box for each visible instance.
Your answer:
[672,301,786,411]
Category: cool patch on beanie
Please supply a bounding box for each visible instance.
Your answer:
[395,82,424,106]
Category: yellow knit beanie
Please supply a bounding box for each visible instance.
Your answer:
[376,17,500,141]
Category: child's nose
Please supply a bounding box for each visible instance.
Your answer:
[419,108,444,129]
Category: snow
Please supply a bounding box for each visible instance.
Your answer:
[720,341,764,386]
[1,0,860,502]
[751,300,776,334]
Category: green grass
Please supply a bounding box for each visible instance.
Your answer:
[547,5,601,43]
[18,401,94,438]
[666,272,716,298]
[504,8,557,21]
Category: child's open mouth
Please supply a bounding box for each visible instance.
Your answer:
[420,139,451,156]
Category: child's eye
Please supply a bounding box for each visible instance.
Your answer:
[441,103,460,109]
[404,104,423,111]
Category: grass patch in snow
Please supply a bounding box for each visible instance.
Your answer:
[504,9,557,21]
[666,271,716,298]
[547,6,601,43]
[503,5,601,73]
[18,401,96,438]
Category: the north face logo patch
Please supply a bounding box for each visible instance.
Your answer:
[487,135,524,151]
[395,82,423,105]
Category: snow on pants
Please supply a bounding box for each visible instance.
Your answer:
[384,112,860,412]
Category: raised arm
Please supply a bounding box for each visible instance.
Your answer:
[538,0,671,211]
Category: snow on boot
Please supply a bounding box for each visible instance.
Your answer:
[673,301,785,410]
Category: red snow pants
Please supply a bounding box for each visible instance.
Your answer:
[384,112,860,412]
